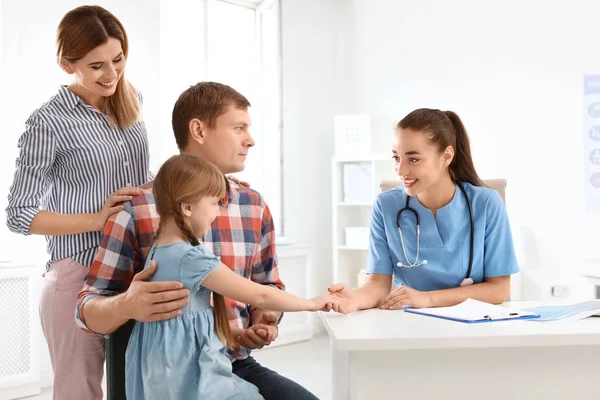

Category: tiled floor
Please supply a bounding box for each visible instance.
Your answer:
[21,335,332,400]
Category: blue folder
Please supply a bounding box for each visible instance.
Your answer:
[404,308,540,323]
[521,304,600,322]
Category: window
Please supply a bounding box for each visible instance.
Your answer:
[205,0,284,235]
[161,0,284,235]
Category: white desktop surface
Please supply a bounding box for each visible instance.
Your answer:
[319,302,600,400]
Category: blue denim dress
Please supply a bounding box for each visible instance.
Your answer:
[125,242,262,399]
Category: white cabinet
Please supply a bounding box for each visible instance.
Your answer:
[331,155,396,288]
[0,261,42,400]
[268,244,313,347]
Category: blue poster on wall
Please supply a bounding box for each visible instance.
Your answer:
[583,75,600,212]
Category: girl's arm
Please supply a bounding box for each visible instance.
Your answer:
[328,196,396,314]
[201,264,334,312]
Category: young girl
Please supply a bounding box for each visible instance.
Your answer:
[327,108,519,313]
[5,6,149,398]
[125,155,337,400]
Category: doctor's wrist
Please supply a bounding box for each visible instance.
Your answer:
[425,291,436,308]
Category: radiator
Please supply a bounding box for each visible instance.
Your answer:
[0,262,41,399]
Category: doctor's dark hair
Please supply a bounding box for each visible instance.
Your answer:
[397,109,483,187]
[153,154,233,348]
[56,6,140,129]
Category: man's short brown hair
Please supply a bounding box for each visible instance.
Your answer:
[172,82,251,150]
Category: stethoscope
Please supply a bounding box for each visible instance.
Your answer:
[396,181,475,287]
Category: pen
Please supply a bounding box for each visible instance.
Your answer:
[484,313,520,321]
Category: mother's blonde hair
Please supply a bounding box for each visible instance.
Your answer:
[57,5,140,129]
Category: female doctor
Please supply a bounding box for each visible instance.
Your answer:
[328,108,519,313]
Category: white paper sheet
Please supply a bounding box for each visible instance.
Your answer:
[407,299,537,322]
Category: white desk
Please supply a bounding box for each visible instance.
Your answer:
[319,302,600,400]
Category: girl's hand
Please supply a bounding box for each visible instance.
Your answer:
[379,285,433,310]
[94,187,143,230]
[308,294,338,311]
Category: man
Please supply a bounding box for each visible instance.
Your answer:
[76,82,319,400]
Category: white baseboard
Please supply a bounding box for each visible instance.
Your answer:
[0,384,41,400]
[40,371,53,389]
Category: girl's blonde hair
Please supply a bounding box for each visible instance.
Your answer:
[56,5,141,129]
[153,154,232,347]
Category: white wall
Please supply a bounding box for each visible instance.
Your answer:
[281,0,345,297]
[282,0,600,299]
[158,0,208,163]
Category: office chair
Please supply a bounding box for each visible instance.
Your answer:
[105,319,136,400]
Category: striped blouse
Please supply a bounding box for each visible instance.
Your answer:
[6,85,151,269]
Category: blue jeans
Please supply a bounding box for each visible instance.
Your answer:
[232,356,319,400]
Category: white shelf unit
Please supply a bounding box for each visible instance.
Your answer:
[331,155,397,288]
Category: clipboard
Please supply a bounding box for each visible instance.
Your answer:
[403,298,540,324]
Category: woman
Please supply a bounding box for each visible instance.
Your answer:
[329,108,519,313]
[5,6,150,399]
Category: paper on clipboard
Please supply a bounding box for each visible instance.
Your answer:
[405,298,538,323]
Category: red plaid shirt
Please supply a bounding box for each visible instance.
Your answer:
[76,179,284,360]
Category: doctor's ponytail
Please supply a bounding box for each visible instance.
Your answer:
[397,109,483,187]
[443,111,483,187]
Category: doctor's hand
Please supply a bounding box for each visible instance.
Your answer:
[325,283,360,314]
[380,285,433,310]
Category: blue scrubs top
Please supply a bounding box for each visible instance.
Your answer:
[367,182,519,291]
